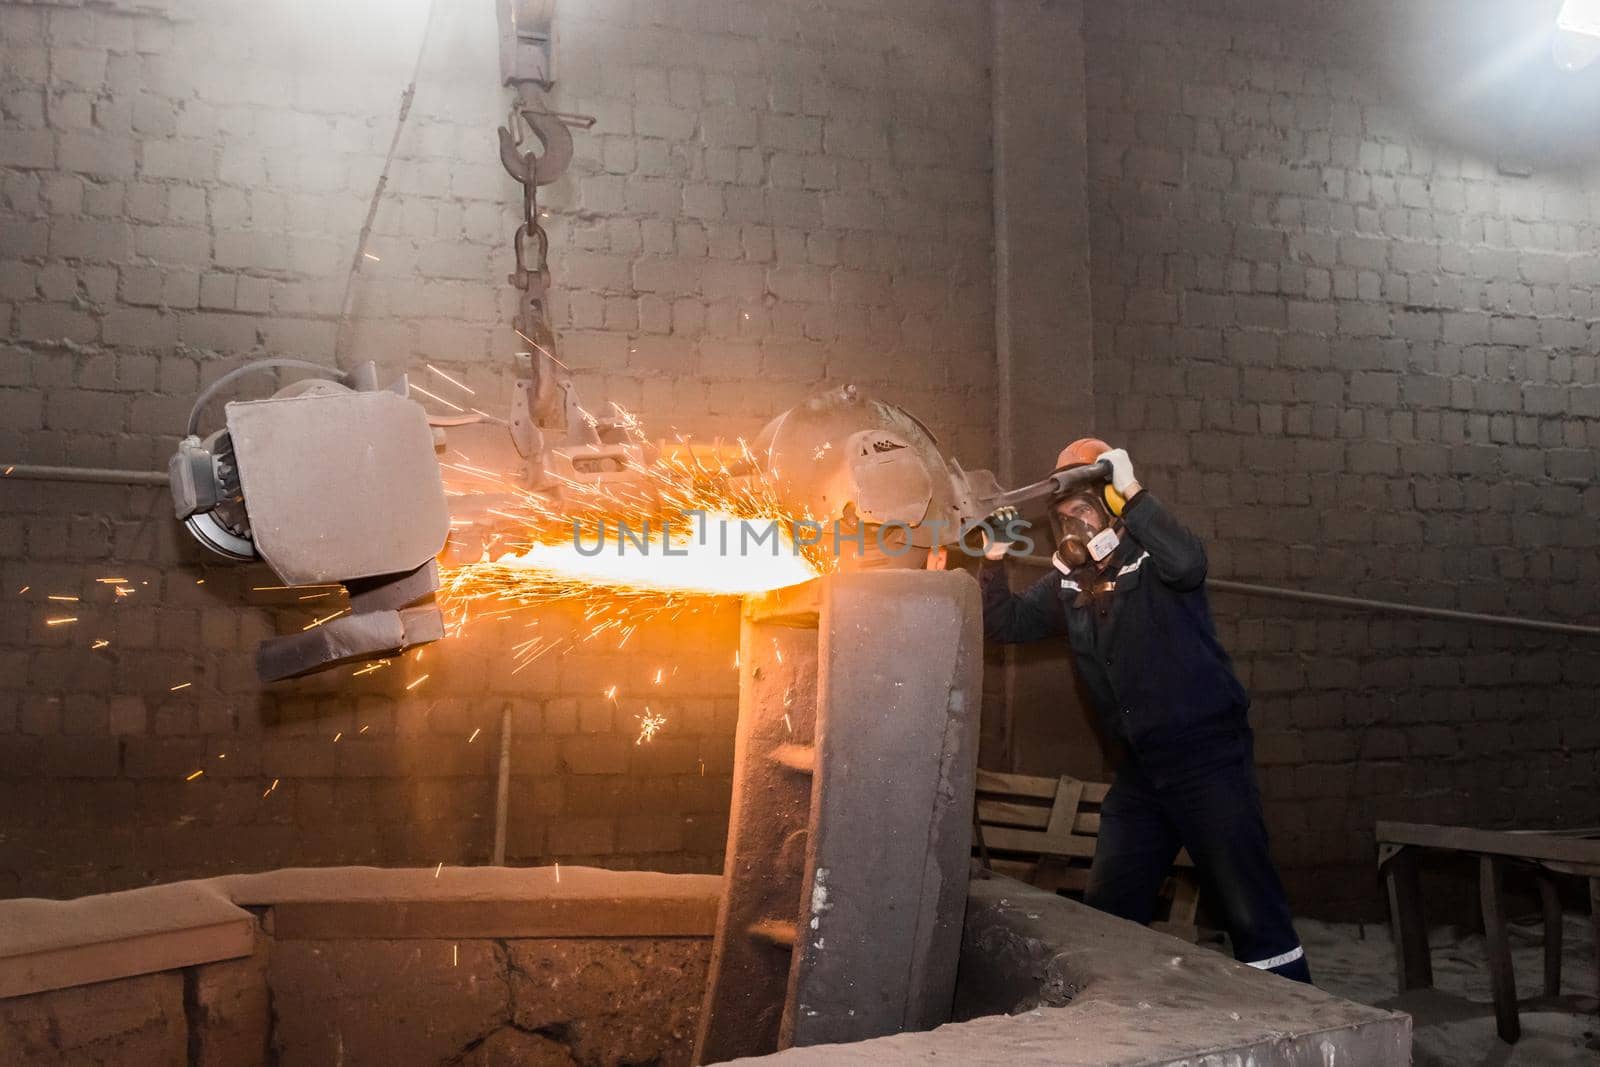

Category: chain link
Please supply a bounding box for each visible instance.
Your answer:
[505,105,558,362]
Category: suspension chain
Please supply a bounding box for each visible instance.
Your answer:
[496,87,578,467]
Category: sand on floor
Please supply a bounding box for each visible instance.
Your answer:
[1295,913,1598,1066]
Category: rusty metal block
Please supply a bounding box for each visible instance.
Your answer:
[694,571,982,1063]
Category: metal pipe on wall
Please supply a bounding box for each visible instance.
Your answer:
[2,464,169,486]
[1013,554,1600,639]
[492,702,513,866]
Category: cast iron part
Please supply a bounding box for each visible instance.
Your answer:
[694,571,982,1062]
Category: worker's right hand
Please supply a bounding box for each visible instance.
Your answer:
[983,506,1020,560]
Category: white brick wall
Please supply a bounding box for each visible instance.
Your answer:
[0,0,998,895]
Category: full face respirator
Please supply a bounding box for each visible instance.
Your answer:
[1045,436,1129,574]
[1050,490,1121,569]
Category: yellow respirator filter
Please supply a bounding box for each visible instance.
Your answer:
[1104,483,1126,517]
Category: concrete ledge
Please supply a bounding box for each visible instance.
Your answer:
[0,881,254,1000]
[739,875,1412,1065]
[216,865,722,939]
[0,866,720,1002]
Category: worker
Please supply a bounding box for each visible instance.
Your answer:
[979,440,1311,984]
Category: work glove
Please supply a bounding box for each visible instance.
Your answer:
[1097,448,1141,499]
[983,506,1020,561]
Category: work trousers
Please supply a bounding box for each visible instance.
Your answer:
[1082,742,1313,983]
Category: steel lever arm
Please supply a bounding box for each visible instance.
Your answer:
[987,459,1112,512]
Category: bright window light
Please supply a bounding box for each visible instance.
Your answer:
[1558,0,1600,36]
[1555,0,1600,69]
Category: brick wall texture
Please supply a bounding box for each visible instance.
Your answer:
[1083,0,1600,916]
[1,0,1596,921]
[0,0,995,898]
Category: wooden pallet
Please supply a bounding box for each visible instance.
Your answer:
[973,769,1201,940]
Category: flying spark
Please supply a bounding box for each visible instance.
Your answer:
[47,594,78,602]
[513,328,568,369]
[363,252,381,261]
[426,364,476,395]
[91,639,108,649]
[185,769,204,781]
[435,862,444,879]
[468,728,481,743]
[636,708,667,744]
[410,382,465,412]
[435,417,828,672]
[407,675,429,690]
[45,617,77,626]
[263,778,279,797]
[332,732,342,743]
[170,682,191,691]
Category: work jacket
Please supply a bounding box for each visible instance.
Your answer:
[978,492,1250,783]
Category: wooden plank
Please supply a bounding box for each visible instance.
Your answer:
[976,769,1108,804]
[976,800,1098,836]
[1165,874,1200,927]
[1479,854,1521,1044]
[975,769,1056,799]
[977,799,1051,830]
[981,826,1097,860]
[987,860,1036,882]
[1537,871,1562,998]
[1045,776,1085,841]
[1538,860,1600,878]
[1381,845,1433,992]
[1376,821,1600,867]
[1033,861,1090,894]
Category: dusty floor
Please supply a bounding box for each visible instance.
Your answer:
[1296,914,1599,1066]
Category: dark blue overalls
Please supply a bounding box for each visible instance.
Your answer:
[979,491,1311,983]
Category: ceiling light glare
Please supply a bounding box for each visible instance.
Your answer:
[1558,0,1600,36]
[1555,0,1600,69]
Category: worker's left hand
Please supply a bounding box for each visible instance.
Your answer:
[982,506,1020,560]
[1097,448,1141,499]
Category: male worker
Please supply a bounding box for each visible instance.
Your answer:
[979,440,1311,984]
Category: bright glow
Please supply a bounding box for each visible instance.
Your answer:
[436,406,831,673]
[1558,0,1600,36]
[1556,0,1600,69]
[477,512,816,598]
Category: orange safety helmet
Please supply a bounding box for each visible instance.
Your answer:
[1052,437,1126,517]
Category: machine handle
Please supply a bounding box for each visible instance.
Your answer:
[989,459,1112,512]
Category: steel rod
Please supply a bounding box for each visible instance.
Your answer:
[2,464,168,486]
[492,702,512,866]
[1013,555,1600,639]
